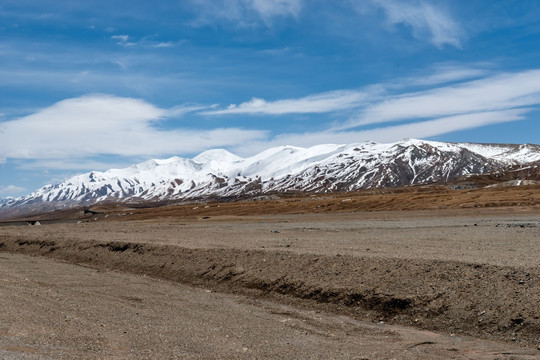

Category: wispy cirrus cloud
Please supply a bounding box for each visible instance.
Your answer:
[111,34,129,43]
[232,109,528,156]
[207,67,540,154]
[111,34,136,46]
[150,41,175,48]
[342,69,540,129]
[205,67,540,134]
[403,64,490,86]
[110,34,182,48]
[204,89,378,115]
[358,0,464,48]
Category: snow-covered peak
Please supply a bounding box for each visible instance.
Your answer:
[193,149,243,164]
[460,143,540,164]
[3,139,539,211]
[239,144,347,178]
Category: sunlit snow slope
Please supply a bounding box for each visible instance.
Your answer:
[3,139,540,210]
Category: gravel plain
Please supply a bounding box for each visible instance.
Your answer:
[1,207,539,359]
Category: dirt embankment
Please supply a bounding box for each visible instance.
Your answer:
[4,253,538,360]
[1,215,538,348]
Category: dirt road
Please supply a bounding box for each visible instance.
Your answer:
[1,208,539,358]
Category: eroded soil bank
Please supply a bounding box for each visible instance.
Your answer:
[2,253,539,359]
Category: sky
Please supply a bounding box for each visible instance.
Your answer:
[1,0,540,198]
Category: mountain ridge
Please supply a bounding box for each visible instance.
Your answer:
[2,139,540,215]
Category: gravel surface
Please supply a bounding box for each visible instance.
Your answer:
[1,208,539,358]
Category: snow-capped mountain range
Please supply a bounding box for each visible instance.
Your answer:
[2,139,540,212]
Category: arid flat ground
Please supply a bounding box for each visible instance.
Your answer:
[1,195,539,358]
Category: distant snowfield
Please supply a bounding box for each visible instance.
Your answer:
[2,139,540,209]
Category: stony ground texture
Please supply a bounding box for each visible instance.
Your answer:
[1,205,539,359]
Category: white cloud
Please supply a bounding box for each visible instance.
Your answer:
[111,35,129,43]
[405,65,490,86]
[111,34,136,46]
[138,37,187,49]
[206,68,540,128]
[204,67,540,154]
[342,69,540,129]
[167,104,211,117]
[233,109,528,155]
[16,159,135,172]
[0,94,267,165]
[205,90,376,115]
[151,42,174,48]
[0,185,26,196]
[3,67,538,175]
[366,0,464,48]
[110,35,183,49]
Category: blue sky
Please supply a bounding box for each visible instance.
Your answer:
[1,0,540,198]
